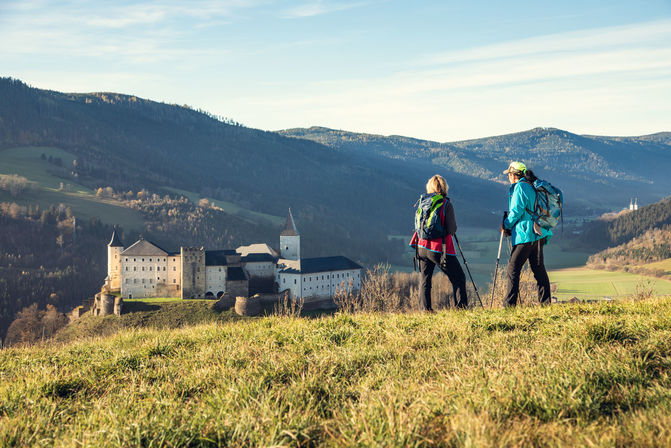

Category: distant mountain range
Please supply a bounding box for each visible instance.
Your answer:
[279,127,671,215]
[1,77,670,263]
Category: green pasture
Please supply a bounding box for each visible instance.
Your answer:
[549,268,671,299]
[162,186,284,226]
[0,146,145,230]
[0,146,85,192]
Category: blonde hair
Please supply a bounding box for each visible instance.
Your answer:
[426,175,448,196]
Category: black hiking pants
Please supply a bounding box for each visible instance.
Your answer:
[503,238,551,307]
[417,247,468,310]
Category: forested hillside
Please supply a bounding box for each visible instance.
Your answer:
[0,203,110,342]
[578,197,671,250]
[0,77,501,264]
[586,226,671,277]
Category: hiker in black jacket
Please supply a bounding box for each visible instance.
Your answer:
[409,175,468,311]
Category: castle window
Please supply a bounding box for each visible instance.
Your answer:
[142,279,145,283]
[142,267,145,271]
[322,275,324,280]
[125,267,128,271]
[134,258,136,262]
[173,279,176,283]
[347,273,350,277]
[163,267,166,271]
[149,267,152,271]
[142,258,144,262]
[134,279,137,284]
[294,279,297,284]
[150,279,153,284]
[283,279,286,284]
[115,255,117,259]
[149,258,152,262]
[134,267,137,271]
[173,267,176,271]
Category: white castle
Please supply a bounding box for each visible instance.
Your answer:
[105,210,362,303]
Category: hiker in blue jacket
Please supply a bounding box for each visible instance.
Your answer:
[501,162,552,306]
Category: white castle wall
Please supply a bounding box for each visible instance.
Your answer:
[205,266,227,295]
[120,255,170,299]
[278,269,361,300]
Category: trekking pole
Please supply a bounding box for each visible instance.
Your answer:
[490,211,509,308]
[453,234,484,308]
[490,230,504,309]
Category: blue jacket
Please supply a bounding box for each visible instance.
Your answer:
[503,180,552,245]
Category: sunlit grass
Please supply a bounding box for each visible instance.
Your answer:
[3,298,671,446]
[550,267,671,299]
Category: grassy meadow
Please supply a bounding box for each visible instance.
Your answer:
[3,298,671,446]
[550,268,671,300]
[0,146,145,230]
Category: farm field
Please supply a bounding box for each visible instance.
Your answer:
[3,299,671,446]
[549,267,671,299]
[0,146,145,230]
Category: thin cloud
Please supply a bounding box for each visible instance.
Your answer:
[281,0,369,18]
[231,19,671,140]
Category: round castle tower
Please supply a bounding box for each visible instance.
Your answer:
[106,228,124,292]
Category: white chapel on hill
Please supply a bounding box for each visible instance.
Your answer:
[105,209,362,302]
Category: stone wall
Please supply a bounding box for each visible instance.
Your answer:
[226,279,248,299]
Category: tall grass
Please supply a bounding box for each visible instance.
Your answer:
[334,264,482,313]
[2,298,671,446]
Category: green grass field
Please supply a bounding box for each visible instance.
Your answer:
[162,186,284,226]
[0,146,145,230]
[3,299,671,446]
[550,268,671,299]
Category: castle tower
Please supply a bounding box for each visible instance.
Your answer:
[181,247,206,299]
[634,198,638,211]
[107,227,124,291]
[629,199,634,211]
[280,209,301,261]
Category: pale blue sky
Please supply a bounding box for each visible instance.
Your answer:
[1,0,670,140]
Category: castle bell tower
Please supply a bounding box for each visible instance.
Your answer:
[107,227,124,291]
[280,209,300,261]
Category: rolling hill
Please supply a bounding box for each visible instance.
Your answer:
[279,126,671,215]
[0,77,503,264]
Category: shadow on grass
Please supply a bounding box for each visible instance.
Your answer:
[122,302,161,313]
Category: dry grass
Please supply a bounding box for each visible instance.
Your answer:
[2,298,671,446]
